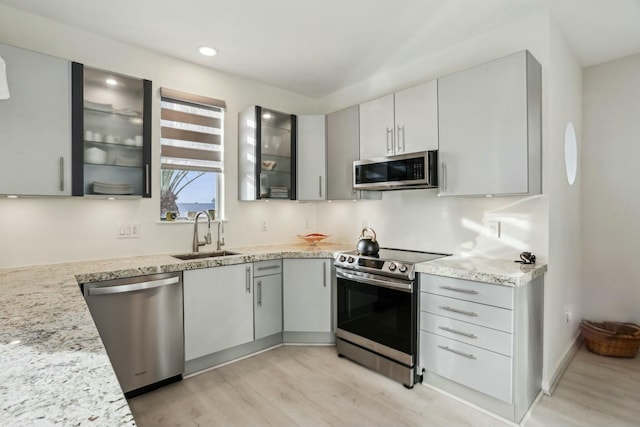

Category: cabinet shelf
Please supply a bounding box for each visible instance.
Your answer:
[84,106,142,119]
[84,162,142,169]
[84,140,142,149]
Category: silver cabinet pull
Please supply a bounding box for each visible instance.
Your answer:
[145,163,150,196]
[245,267,251,293]
[257,280,262,306]
[438,345,476,359]
[439,306,477,317]
[441,162,447,192]
[319,175,322,198]
[440,286,478,295]
[59,157,64,191]
[323,261,327,287]
[257,265,280,271]
[438,326,477,339]
[396,124,405,153]
[386,127,394,153]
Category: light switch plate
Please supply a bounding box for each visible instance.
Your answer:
[487,221,500,238]
[117,223,140,239]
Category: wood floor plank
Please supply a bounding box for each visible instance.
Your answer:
[128,344,640,427]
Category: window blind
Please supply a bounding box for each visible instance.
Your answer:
[160,88,225,173]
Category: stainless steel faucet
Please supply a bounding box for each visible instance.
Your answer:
[192,211,212,252]
[216,221,226,251]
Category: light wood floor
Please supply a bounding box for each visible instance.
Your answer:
[129,344,640,427]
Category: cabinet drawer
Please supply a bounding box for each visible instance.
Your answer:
[421,293,513,333]
[254,259,282,277]
[421,331,512,403]
[420,312,512,356]
[420,274,513,309]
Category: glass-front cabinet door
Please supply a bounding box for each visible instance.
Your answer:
[71,63,151,197]
[238,105,296,200]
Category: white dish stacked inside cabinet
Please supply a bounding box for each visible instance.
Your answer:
[418,273,543,423]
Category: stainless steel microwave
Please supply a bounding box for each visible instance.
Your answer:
[353,150,438,190]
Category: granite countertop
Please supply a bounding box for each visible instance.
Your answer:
[0,243,545,426]
[0,242,351,427]
[415,255,547,287]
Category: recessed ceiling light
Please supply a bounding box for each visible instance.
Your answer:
[106,78,118,86]
[199,46,218,57]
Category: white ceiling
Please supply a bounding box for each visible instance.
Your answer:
[1,0,639,97]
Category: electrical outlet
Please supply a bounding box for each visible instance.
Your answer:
[117,223,140,239]
[362,219,369,229]
[487,221,500,238]
[261,220,268,231]
[564,311,572,323]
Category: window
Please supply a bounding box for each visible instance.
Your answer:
[160,88,225,221]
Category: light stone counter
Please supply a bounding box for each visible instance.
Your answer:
[0,243,545,426]
[0,242,351,426]
[415,255,547,287]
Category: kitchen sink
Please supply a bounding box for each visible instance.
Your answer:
[171,251,240,260]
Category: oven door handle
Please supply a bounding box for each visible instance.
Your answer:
[336,269,413,292]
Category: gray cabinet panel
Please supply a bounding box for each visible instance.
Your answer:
[0,43,71,195]
[437,50,541,196]
[254,273,283,340]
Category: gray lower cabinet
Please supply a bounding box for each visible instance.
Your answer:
[0,43,72,196]
[419,273,543,423]
[283,258,333,343]
[253,260,283,340]
[183,263,254,363]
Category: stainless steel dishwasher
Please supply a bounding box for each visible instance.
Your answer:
[83,272,184,397]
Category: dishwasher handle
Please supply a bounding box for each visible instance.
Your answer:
[87,276,180,296]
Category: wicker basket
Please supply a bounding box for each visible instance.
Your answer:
[580,320,640,358]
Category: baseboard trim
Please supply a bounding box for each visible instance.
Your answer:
[542,332,582,395]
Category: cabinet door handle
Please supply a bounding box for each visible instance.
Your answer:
[386,127,394,154]
[257,265,279,272]
[396,124,405,153]
[59,157,64,191]
[145,163,150,196]
[438,345,476,360]
[323,261,327,287]
[319,175,322,198]
[438,326,477,339]
[441,162,447,192]
[440,286,478,295]
[439,306,477,317]
[257,280,262,306]
[245,267,251,293]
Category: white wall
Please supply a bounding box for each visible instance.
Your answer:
[541,20,584,389]
[0,5,319,267]
[582,53,640,324]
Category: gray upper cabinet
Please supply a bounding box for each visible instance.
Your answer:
[438,50,542,197]
[359,80,438,159]
[297,115,326,201]
[71,64,152,197]
[326,105,380,201]
[0,43,72,196]
[238,105,296,200]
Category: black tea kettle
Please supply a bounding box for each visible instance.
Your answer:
[357,227,380,256]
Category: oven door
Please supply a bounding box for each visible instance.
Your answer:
[336,268,417,367]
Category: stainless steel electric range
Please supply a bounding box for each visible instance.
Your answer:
[334,248,449,388]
